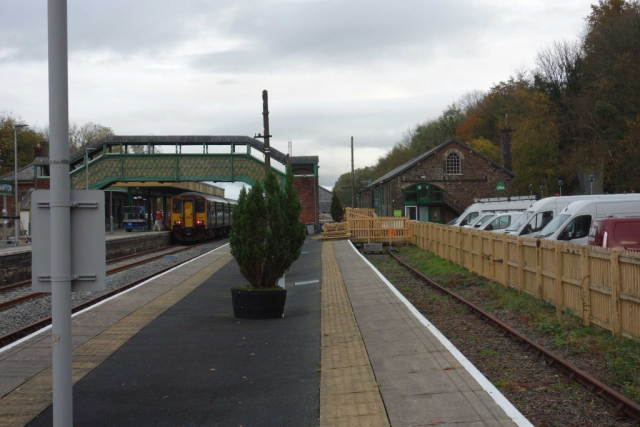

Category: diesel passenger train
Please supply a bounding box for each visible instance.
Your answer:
[170,192,236,242]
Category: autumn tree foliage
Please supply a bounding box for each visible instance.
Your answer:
[335,0,640,197]
[0,113,48,175]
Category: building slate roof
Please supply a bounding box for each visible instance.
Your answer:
[0,164,39,181]
[290,156,319,164]
[318,186,331,213]
[370,139,515,186]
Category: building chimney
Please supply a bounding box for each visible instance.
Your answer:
[501,115,512,172]
[34,141,50,159]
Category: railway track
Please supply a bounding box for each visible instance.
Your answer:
[368,250,639,426]
[0,244,196,312]
[0,242,222,348]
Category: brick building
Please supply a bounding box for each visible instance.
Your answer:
[366,139,515,223]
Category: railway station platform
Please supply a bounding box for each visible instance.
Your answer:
[0,230,172,257]
[0,238,531,426]
[0,231,172,288]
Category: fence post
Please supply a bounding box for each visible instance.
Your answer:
[610,248,621,334]
[458,228,462,268]
[429,223,434,253]
[517,238,524,294]
[536,240,543,299]
[581,246,591,327]
[502,234,509,288]
[555,244,563,317]
[488,233,495,281]
[464,229,469,270]
[453,227,462,266]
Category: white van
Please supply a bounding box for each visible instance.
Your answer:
[463,212,497,228]
[536,198,640,245]
[451,196,536,227]
[502,194,640,237]
[478,211,522,232]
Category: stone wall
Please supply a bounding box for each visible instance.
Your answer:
[383,141,514,223]
[0,232,172,287]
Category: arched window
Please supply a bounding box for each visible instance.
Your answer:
[446,153,461,174]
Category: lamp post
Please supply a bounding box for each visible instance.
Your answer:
[13,124,29,245]
[558,179,563,196]
[539,185,545,199]
[529,183,533,196]
[589,174,595,195]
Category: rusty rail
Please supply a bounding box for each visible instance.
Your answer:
[387,250,640,422]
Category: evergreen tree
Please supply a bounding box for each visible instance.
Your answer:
[230,169,305,289]
[230,182,268,288]
[282,166,306,266]
[330,191,344,222]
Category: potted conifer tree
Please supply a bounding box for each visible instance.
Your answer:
[229,167,306,319]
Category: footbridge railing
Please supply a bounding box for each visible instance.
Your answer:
[63,135,290,190]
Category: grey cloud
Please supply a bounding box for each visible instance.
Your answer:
[190,1,497,72]
[1,0,237,62]
[0,0,498,70]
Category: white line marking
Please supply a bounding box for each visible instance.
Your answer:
[347,241,533,427]
[294,279,319,286]
[0,243,230,355]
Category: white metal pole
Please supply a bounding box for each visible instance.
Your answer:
[109,190,113,233]
[48,0,73,425]
[2,195,6,243]
[13,128,20,245]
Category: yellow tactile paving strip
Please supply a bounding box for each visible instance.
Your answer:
[320,242,390,427]
[0,252,232,427]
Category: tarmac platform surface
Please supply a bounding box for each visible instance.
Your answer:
[0,237,531,426]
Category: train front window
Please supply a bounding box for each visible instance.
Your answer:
[195,198,206,213]
[172,199,182,213]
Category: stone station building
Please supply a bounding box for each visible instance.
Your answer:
[365,139,516,223]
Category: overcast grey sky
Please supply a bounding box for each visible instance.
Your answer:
[1,0,593,198]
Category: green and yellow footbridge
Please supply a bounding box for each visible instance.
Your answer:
[57,135,318,190]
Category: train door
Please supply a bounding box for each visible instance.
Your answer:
[184,200,195,228]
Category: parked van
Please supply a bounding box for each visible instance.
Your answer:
[588,217,640,250]
[451,196,536,227]
[536,198,640,245]
[463,212,497,228]
[478,212,522,232]
[502,194,640,237]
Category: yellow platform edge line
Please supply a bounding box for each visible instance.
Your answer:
[320,242,390,427]
[0,251,233,427]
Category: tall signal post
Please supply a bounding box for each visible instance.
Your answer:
[351,136,355,207]
[254,90,272,179]
[262,90,271,178]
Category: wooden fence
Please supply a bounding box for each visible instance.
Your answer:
[414,222,640,340]
[345,208,414,243]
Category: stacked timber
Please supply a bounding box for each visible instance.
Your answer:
[315,222,350,240]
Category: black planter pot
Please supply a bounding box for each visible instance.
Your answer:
[231,288,287,319]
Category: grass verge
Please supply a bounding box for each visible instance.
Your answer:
[394,244,640,403]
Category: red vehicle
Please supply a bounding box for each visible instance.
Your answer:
[587,217,640,250]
